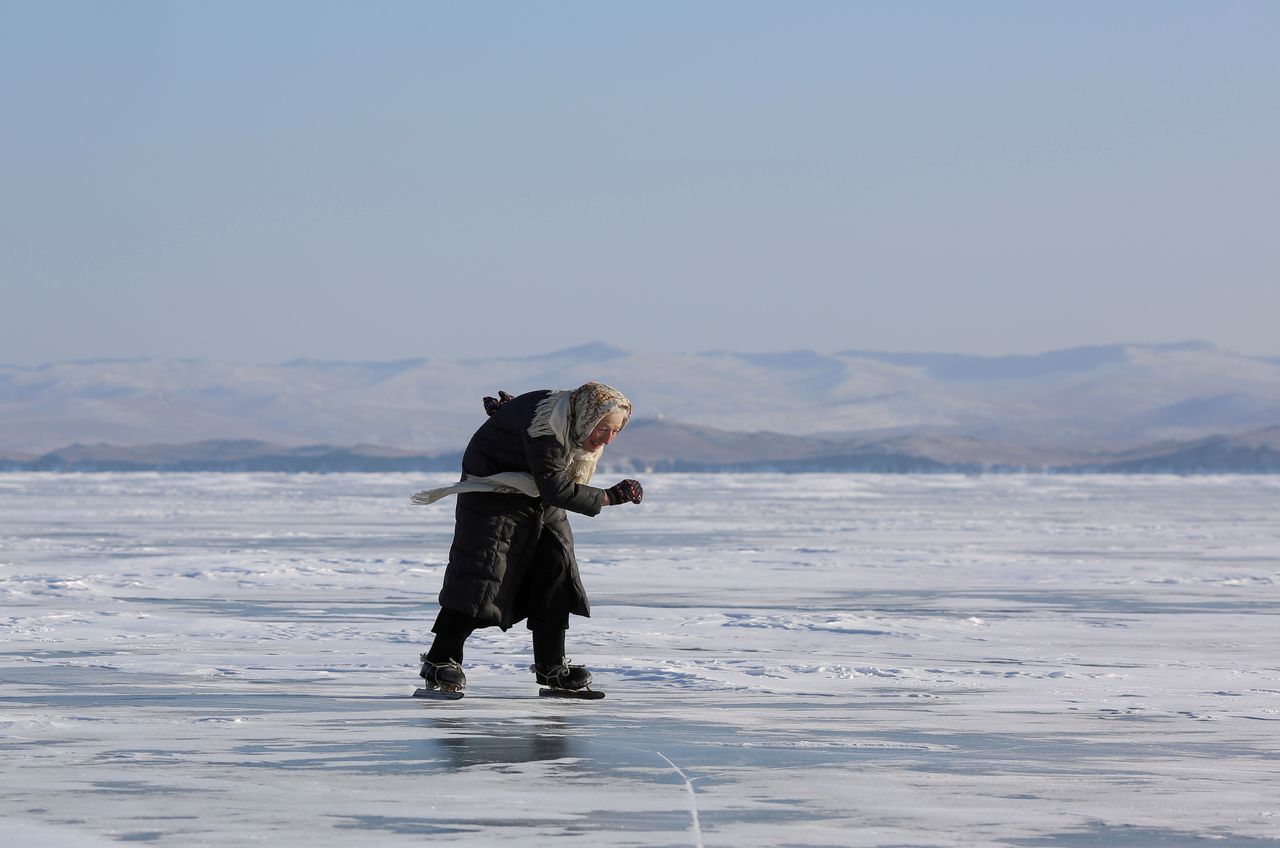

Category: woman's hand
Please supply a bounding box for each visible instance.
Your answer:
[483,390,516,416]
[605,479,644,505]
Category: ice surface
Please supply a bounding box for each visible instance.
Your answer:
[2,472,1279,846]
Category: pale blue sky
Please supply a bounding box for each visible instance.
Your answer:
[2,1,1277,364]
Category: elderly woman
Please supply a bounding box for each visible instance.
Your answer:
[410,382,643,698]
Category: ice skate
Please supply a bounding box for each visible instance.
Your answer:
[532,659,605,699]
[413,656,466,700]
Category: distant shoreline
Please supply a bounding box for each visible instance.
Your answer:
[4,432,1280,475]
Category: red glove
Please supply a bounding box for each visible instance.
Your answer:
[483,391,516,416]
[606,479,643,505]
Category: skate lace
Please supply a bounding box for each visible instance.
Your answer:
[532,658,581,681]
[419,654,463,671]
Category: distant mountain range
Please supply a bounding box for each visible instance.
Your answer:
[3,341,1280,472]
[4,422,1280,475]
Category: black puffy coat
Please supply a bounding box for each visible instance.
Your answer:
[437,390,607,629]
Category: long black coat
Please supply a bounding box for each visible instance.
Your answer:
[437,390,607,629]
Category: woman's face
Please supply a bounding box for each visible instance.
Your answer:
[581,410,626,452]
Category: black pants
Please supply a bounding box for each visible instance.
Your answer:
[427,530,575,665]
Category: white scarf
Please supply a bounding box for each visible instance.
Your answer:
[527,389,603,486]
[409,471,541,506]
[409,388,615,507]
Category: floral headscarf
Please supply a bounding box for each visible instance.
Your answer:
[569,382,632,445]
[527,382,632,484]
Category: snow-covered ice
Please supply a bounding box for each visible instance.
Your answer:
[2,472,1279,846]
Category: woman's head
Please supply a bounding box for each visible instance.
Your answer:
[570,382,631,452]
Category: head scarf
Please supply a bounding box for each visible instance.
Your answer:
[528,382,631,484]
[569,382,632,445]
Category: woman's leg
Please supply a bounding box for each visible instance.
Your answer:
[523,534,591,689]
[524,531,575,664]
[420,608,475,690]
[425,607,477,664]
[530,613,568,667]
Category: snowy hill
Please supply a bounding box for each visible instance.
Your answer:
[1079,424,1280,473]
[2,341,1280,456]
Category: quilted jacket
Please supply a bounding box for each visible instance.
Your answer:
[437,390,607,628]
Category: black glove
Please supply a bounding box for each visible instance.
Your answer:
[483,390,516,416]
[606,479,643,505]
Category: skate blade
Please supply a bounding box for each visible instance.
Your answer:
[539,687,605,700]
[413,686,464,701]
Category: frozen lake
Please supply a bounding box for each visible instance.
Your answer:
[1,473,1278,847]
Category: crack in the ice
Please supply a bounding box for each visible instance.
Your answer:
[656,751,704,848]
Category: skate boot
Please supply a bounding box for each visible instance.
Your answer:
[419,655,466,694]
[531,658,592,691]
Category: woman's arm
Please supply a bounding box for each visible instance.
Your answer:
[524,434,606,516]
